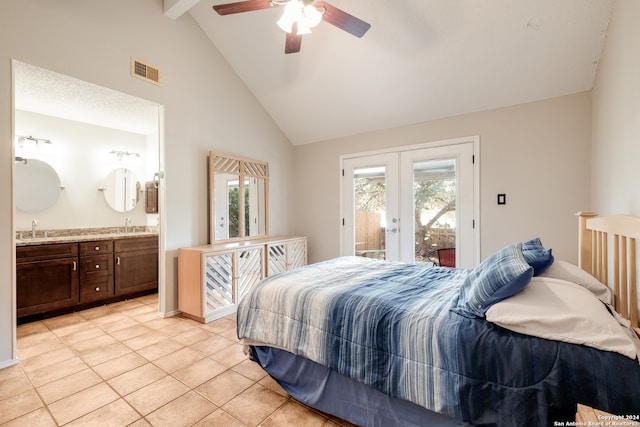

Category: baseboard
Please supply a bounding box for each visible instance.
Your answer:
[0,358,18,370]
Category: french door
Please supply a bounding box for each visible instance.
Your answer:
[341,139,478,268]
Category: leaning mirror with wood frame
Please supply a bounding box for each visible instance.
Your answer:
[209,151,269,243]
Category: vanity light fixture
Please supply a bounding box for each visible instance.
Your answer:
[17,135,53,147]
[110,150,141,161]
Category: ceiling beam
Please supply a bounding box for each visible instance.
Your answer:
[164,0,201,20]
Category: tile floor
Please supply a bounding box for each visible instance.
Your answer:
[1,295,356,426]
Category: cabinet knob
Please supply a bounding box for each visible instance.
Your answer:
[95,246,100,251]
[95,287,100,292]
[95,264,100,269]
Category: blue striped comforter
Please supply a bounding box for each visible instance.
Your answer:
[237,256,640,426]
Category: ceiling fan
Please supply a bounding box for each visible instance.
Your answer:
[212,0,371,54]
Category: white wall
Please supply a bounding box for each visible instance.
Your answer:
[294,92,592,265]
[591,0,640,216]
[0,0,294,367]
[15,110,156,231]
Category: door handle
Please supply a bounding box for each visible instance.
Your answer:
[386,228,398,233]
[116,256,121,265]
[72,261,77,271]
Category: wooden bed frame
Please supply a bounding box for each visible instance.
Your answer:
[577,212,640,335]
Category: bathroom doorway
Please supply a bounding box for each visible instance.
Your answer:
[12,60,166,322]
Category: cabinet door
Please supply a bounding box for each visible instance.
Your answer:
[114,249,158,295]
[267,243,287,277]
[287,239,307,270]
[203,251,235,319]
[17,258,79,317]
[236,247,264,302]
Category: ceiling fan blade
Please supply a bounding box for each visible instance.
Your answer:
[285,23,302,54]
[316,1,371,38]
[213,0,273,15]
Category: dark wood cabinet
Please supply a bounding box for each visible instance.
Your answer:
[17,236,158,322]
[79,241,114,303]
[16,243,79,318]
[115,237,158,296]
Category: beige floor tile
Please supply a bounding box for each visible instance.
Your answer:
[0,389,44,424]
[0,363,24,382]
[153,319,202,338]
[93,351,148,380]
[128,418,153,427]
[59,324,106,345]
[70,333,118,353]
[258,375,290,397]
[189,334,235,356]
[130,311,161,323]
[136,337,184,361]
[171,327,214,346]
[20,347,77,373]
[196,370,255,407]
[16,329,60,352]
[145,391,217,427]
[136,294,158,305]
[193,409,249,427]
[232,358,268,382]
[98,316,140,334]
[64,398,141,427]
[89,311,132,328]
[0,407,56,427]
[37,368,102,404]
[0,372,35,401]
[121,304,157,318]
[218,326,240,343]
[80,341,133,366]
[200,318,236,335]
[16,320,48,338]
[49,318,94,338]
[76,304,112,320]
[172,357,227,389]
[153,346,206,373]
[259,400,328,427]
[124,375,190,416]
[122,331,167,351]
[110,324,153,342]
[110,299,147,312]
[26,355,89,388]
[42,313,85,331]
[47,382,119,425]
[222,383,288,427]
[143,316,182,331]
[16,336,66,361]
[107,363,167,396]
[210,342,248,368]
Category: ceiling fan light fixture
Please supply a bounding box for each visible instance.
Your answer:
[303,4,323,28]
[276,0,323,34]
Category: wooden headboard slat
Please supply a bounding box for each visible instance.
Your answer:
[577,212,640,331]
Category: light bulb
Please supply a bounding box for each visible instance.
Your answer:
[303,4,323,28]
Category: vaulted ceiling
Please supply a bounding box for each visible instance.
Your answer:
[175,0,613,146]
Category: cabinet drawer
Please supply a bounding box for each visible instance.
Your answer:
[80,276,113,303]
[114,236,157,252]
[80,255,113,279]
[17,243,78,263]
[79,240,113,256]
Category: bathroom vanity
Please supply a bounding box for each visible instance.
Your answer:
[16,229,158,322]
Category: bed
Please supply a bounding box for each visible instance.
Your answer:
[237,213,640,426]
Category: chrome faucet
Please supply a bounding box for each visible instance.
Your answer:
[31,219,37,239]
[125,218,131,234]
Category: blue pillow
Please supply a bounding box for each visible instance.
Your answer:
[521,237,554,275]
[454,243,533,318]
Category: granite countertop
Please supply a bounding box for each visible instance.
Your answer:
[16,227,158,247]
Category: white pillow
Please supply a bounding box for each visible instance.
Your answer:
[485,277,640,360]
[538,259,612,304]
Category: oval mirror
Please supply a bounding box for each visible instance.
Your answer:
[15,158,62,213]
[103,168,141,212]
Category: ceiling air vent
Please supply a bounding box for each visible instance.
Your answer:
[131,57,161,86]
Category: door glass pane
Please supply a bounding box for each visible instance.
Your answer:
[413,159,456,265]
[353,166,387,260]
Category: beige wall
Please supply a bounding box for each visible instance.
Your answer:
[591,0,640,216]
[0,0,294,367]
[294,92,592,265]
